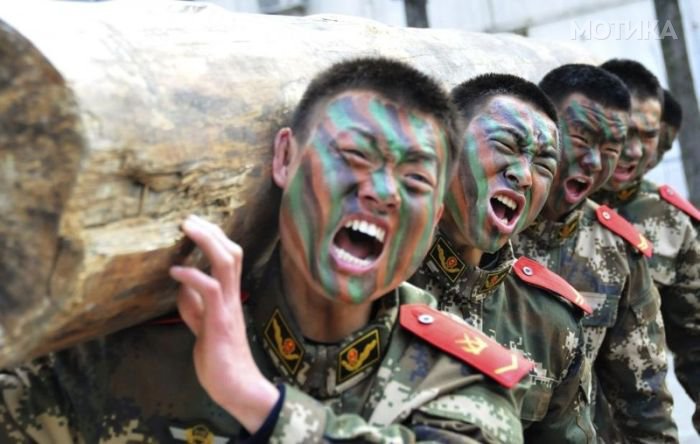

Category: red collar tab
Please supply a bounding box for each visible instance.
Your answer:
[399,304,533,388]
[513,257,592,314]
[596,205,653,257]
[659,185,700,222]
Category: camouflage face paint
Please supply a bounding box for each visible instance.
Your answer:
[443,95,558,254]
[647,122,678,170]
[278,91,449,304]
[603,96,661,191]
[541,94,629,221]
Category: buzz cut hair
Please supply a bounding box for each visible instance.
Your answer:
[662,88,683,129]
[450,73,558,126]
[290,56,460,173]
[600,58,663,104]
[539,64,631,112]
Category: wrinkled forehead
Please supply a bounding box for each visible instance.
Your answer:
[559,93,629,135]
[309,90,449,159]
[468,94,558,145]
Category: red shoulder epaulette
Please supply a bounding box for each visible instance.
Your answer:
[596,205,653,257]
[513,257,592,314]
[400,304,533,388]
[659,185,700,222]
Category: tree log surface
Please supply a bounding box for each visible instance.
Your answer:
[0,1,596,367]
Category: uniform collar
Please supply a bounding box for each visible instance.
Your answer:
[591,182,642,208]
[524,207,584,248]
[248,250,398,399]
[416,231,514,310]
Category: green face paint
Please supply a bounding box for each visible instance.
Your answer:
[647,121,678,171]
[444,95,559,253]
[604,95,661,191]
[541,94,629,221]
[278,91,449,304]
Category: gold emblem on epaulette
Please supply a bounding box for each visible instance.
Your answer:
[429,237,466,282]
[479,269,508,293]
[456,331,488,355]
[264,309,303,375]
[558,216,579,240]
[337,329,381,383]
[637,234,649,251]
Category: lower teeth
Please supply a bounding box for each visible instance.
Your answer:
[335,247,371,267]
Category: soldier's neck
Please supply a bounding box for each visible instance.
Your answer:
[438,220,483,266]
[279,248,373,343]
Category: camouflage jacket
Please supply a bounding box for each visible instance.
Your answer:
[0,254,525,443]
[594,180,700,433]
[410,235,594,443]
[512,198,678,443]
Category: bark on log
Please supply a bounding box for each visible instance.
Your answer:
[0,0,596,367]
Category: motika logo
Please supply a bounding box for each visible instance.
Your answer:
[570,20,678,40]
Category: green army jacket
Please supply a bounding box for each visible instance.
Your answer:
[0,253,525,443]
[512,198,678,443]
[410,235,594,443]
[594,179,700,433]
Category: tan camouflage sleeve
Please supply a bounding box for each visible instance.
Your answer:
[269,383,522,443]
[0,366,82,443]
[523,339,596,443]
[658,222,700,433]
[595,253,678,443]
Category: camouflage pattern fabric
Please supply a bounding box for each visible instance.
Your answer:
[594,179,700,434]
[0,253,523,443]
[410,234,595,443]
[512,198,678,443]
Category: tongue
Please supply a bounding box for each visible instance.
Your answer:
[335,229,373,259]
[491,199,508,219]
[567,180,585,196]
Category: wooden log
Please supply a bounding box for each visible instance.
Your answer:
[0,1,597,367]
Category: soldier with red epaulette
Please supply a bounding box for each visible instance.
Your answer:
[512,63,678,443]
[593,63,700,435]
[410,74,596,443]
[0,58,531,443]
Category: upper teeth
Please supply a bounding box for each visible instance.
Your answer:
[495,195,517,211]
[575,178,587,184]
[344,219,386,243]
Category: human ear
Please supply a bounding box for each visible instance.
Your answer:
[272,128,298,188]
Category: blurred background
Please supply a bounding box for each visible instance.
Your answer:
[63,1,700,441]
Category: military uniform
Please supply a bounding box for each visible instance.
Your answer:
[512,198,678,443]
[410,234,595,443]
[0,252,530,443]
[594,180,700,433]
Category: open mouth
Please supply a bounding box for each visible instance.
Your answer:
[488,193,523,232]
[331,218,386,271]
[564,177,592,203]
[612,163,636,182]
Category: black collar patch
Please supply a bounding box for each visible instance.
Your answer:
[337,328,381,384]
[428,236,466,282]
[478,268,508,294]
[169,423,229,444]
[264,309,304,375]
[616,185,639,202]
[558,214,580,240]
